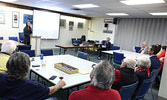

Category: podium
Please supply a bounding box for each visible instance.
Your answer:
[30,36,41,56]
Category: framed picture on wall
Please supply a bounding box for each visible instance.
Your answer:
[0,10,5,24]
[23,14,33,24]
[78,22,83,28]
[60,19,66,28]
[69,21,74,26]
[12,11,19,28]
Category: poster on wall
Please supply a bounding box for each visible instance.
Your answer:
[60,19,66,28]
[12,11,19,28]
[78,22,83,29]
[23,14,33,24]
[69,21,74,31]
[0,10,5,24]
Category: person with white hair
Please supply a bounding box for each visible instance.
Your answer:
[112,58,138,91]
[69,61,121,100]
[0,41,16,73]
[132,56,151,99]
[98,37,112,59]
[138,42,148,54]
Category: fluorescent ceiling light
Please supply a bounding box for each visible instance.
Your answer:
[120,0,165,5]
[150,12,167,15]
[72,4,99,8]
[0,0,17,2]
[106,13,128,16]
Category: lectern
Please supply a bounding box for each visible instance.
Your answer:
[30,36,41,56]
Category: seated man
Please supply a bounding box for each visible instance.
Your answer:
[112,58,138,91]
[69,61,121,100]
[98,37,112,59]
[0,41,16,73]
[0,52,66,100]
[138,42,148,54]
[148,45,161,72]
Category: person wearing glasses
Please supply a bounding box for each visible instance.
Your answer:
[69,61,121,100]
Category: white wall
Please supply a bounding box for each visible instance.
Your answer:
[0,5,116,49]
[158,51,167,99]
[0,5,89,49]
[0,6,33,40]
[41,15,88,49]
[87,17,116,44]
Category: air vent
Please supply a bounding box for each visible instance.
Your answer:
[71,8,82,10]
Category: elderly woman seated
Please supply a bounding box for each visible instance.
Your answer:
[112,58,138,91]
[0,52,66,100]
[132,56,151,99]
[69,61,121,100]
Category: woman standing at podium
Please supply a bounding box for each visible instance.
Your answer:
[23,21,32,45]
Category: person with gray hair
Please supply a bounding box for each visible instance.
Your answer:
[69,61,121,100]
[132,56,151,99]
[0,40,16,73]
[138,42,148,54]
[0,52,66,100]
[112,58,138,91]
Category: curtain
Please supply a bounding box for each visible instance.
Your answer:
[114,18,167,51]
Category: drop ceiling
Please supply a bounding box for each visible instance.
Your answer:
[1,0,167,18]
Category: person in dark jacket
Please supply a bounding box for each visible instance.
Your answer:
[112,57,138,91]
[98,37,112,59]
[23,21,32,45]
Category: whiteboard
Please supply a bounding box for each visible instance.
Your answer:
[33,10,60,39]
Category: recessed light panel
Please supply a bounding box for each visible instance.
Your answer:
[106,13,128,16]
[150,12,167,15]
[120,0,165,5]
[72,4,99,8]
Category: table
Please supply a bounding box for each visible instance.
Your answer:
[30,55,96,89]
[0,40,25,45]
[102,50,150,59]
[55,44,93,54]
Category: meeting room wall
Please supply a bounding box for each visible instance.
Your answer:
[0,5,89,49]
[114,18,167,51]
[87,17,116,44]
[0,6,33,40]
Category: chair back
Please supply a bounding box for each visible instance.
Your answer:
[95,40,99,43]
[77,51,88,60]
[0,37,3,40]
[135,73,156,100]
[20,50,35,57]
[19,32,24,43]
[41,49,53,56]
[9,37,18,41]
[135,46,141,53]
[18,45,31,51]
[72,38,76,44]
[101,40,106,45]
[73,40,79,46]
[120,81,139,100]
[111,46,120,50]
[113,52,124,65]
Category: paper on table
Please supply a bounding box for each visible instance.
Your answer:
[79,69,89,75]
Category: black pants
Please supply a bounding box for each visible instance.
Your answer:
[98,48,107,57]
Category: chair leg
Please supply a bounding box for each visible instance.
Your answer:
[150,85,154,100]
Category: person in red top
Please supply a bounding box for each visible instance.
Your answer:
[69,61,121,100]
[157,46,166,59]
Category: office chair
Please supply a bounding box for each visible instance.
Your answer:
[20,50,35,57]
[0,37,3,40]
[18,45,31,51]
[41,49,53,56]
[134,46,141,53]
[77,51,89,60]
[111,46,120,50]
[120,81,139,100]
[19,32,24,43]
[9,37,18,41]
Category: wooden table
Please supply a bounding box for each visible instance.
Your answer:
[0,40,25,45]
[55,44,93,54]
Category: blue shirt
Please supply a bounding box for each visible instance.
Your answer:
[149,55,161,72]
[0,74,49,100]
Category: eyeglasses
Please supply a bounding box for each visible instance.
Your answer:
[91,64,96,69]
